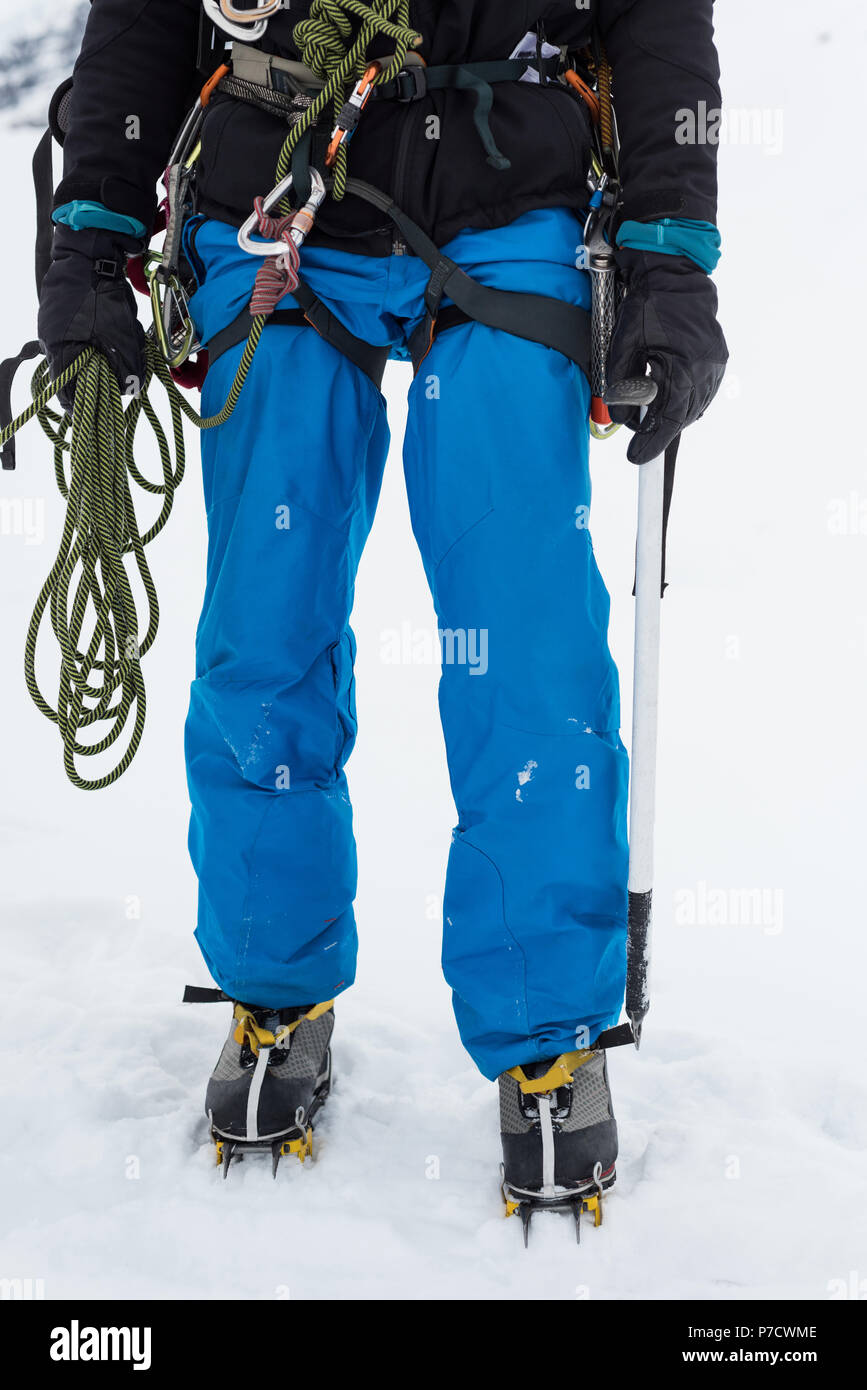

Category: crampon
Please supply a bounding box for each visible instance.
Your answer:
[498,1050,618,1245]
[184,989,335,1179]
[501,1159,615,1247]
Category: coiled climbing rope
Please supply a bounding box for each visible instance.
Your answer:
[0,330,264,789]
[276,0,421,203]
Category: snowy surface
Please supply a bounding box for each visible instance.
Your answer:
[1,1,866,1300]
[0,0,87,124]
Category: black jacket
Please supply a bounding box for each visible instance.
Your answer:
[55,1,722,256]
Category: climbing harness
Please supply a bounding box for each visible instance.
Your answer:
[0,6,660,793]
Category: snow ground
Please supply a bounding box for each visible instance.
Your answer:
[1,1,866,1301]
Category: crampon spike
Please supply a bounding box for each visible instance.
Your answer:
[220,1141,239,1179]
[504,1183,608,1245]
[572,1198,583,1244]
[213,1125,314,1179]
[520,1204,532,1247]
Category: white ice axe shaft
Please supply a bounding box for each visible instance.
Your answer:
[625,450,667,1047]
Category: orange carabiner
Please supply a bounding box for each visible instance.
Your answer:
[326,61,383,165]
[200,62,230,109]
[564,69,601,125]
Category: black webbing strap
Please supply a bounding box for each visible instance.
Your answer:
[660,434,680,593]
[631,433,680,598]
[32,127,55,295]
[381,59,551,171]
[592,1022,636,1050]
[0,340,43,471]
[420,302,472,346]
[376,55,562,103]
[408,264,591,376]
[31,77,77,295]
[293,278,390,385]
[207,305,307,366]
[207,279,391,388]
[183,985,231,1003]
[333,181,591,378]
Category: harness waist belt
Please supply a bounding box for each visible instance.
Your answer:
[208,182,591,387]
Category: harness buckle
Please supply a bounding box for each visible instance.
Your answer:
[391,64,427,102]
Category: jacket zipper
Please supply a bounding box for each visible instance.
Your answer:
[391,102,420,254]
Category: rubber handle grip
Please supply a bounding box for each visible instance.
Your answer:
[604,377,659,409]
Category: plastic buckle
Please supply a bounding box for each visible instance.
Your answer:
[393,64,427,102]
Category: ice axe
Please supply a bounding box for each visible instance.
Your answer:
[604,375,674,1048]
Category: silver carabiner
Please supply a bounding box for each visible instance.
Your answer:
[237,169,327,258]
[201,0,284,44]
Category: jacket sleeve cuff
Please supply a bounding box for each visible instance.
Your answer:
[53,200,148,240]
[616,218,722,274]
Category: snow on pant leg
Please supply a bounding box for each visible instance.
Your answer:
[185,325,389,1007]
[404,319,629,1081]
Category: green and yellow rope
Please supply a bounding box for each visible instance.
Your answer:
[0,323,268,790]
[276,0,421,204]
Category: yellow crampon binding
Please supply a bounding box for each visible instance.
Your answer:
[232,999,334,1057]
[505,1049,594,1094]
[276,1129,314,1164]
[214,1127,313,1172]
[502,1171,607,1248]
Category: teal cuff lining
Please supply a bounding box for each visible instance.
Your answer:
[616,218,722,274]
[52,200,147,239]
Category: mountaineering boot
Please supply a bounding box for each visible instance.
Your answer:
[498,1050,617,1245]
[206,1000,334,1177]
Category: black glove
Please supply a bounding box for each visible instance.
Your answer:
[607,248,728,465]
[37,224,147,413]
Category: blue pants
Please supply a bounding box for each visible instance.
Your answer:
[185,208,629,1080]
